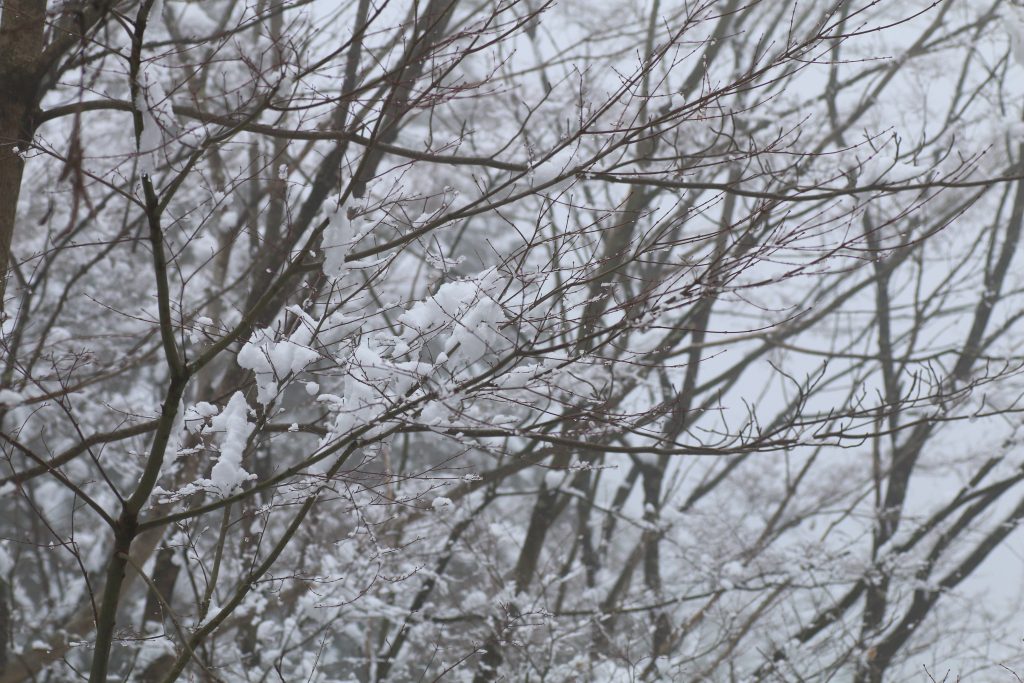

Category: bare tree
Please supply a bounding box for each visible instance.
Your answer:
[2,0,1024,681]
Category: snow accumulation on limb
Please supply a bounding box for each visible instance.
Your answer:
[206,392,256,493]
[237,326,321,405]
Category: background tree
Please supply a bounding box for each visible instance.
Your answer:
[2,0,1024,681]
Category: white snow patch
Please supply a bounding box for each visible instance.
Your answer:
[0,542,12,574]
[237,328,320,405]
[0,389,24,407]
[206,392,256,493]
[184,401,219,434]
[322,209,357,278]
[432,496,454,513]
[531,143,581,187]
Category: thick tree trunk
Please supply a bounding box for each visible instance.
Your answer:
[0,0,46,314]
[0,7,45,673]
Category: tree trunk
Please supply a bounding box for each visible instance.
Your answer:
[0,0,46,313]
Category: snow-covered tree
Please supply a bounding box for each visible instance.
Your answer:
[2,0,1024,681]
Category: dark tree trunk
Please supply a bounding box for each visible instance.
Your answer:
[0,0,46,313]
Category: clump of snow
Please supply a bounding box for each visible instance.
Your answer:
[0,389,24,407]
[419,400,452,426]
[431,497,454,513]
[495,363,544,389]
[315,311,363,347]
[324,340,394,439]
[206,392,255,493]
[322,209,357,278]
[391,360,433,395]
[133,60,176,174]
[270,340,320,378]
[0,541,12,574]
[237,327,320,405]
[189,316,215,344]
[531,143,581,187]
[399,279,480,338]
[722,560,745,579]
[399,268,503,337]
[443,296,508,371]
[398,268,510,373]
[135,89,162,171]
[184,401,219,433]
[311,339,442,455]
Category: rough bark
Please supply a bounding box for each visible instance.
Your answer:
[0,0,46,313]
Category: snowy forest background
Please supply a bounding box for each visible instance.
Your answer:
[2,0,1024,680]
